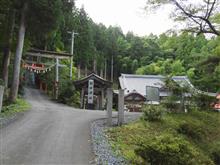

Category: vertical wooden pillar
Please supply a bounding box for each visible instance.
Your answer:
[118,89,124,126]
[97,95,100,110]
[45,84,48,93]
[101,89,105,110]
[40,81,43,91]
[107,88,113,126]
[55,57,59,99]
[80,88,84,109]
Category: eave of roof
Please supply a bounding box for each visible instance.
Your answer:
[73,73,112,88]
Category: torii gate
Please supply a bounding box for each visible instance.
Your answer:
[22,48,73,99]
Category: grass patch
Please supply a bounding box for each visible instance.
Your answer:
[107,110,220,164]
[0,98,31,118]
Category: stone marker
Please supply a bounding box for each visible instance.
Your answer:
[118,89,124,126]
[0,85,4,112]
[107,88,113,126]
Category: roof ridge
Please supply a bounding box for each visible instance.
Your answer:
[121,74,189,79]
[121,74,164,78]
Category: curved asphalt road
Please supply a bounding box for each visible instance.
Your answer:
[0,88,108,165]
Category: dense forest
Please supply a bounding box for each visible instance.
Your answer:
[0,0,220,103]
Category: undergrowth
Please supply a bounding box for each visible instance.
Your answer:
[107,110,220,164]
[0,98,31,118]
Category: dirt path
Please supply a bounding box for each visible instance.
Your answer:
[0,88,106,165]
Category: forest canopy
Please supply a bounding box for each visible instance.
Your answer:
[0,0,220,103]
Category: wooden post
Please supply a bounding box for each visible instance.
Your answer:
[107,88,113,126]
[45,84,48,93]
[40,81,43,91]
[97,95,100,110]
[101,89,105,110]
[80,88,84,109]
[118,89,124,126]
[55,57,59,99]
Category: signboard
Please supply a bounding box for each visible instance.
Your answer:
[88,79,94,104]
[146,86,160,102]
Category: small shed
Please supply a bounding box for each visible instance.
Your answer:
[73,73,112,110]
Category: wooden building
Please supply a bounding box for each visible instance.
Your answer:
[73,73,112,110]
[124,90,146,112]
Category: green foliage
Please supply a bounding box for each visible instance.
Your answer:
[191,93,215,110]
[177,122,205,141]
[58,81,80,108]
[171,60,185,76]
[107,110,220,164]
[187,68,195,79]
[209,142,220,165]
[162,77,188,112]
[163,96,180,112]
[142,105,164,121]
[0,98,30,116]
[135,133,204,165]
[136,59,186,76]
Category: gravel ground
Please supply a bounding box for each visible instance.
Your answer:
[91,114,141,165]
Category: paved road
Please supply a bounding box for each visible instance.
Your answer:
[0,88,108,165]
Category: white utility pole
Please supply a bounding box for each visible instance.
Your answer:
[69,31,78,79]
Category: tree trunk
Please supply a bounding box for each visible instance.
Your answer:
[9,3,28,102]
[93,59,97,74]
[100,68,103,78]
[85,65,88,77]
[77,63,81,79]
[2,10,15,88]
[111,55,114,82]
[104,59,107,80]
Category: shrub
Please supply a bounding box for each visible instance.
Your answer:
[58,80,80,108]
[177,121,205,141]
[209,142,220,165]
[163,96,180,112]
[142,105,164,121]
[191,93,214,110]
[135,133,212,165]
